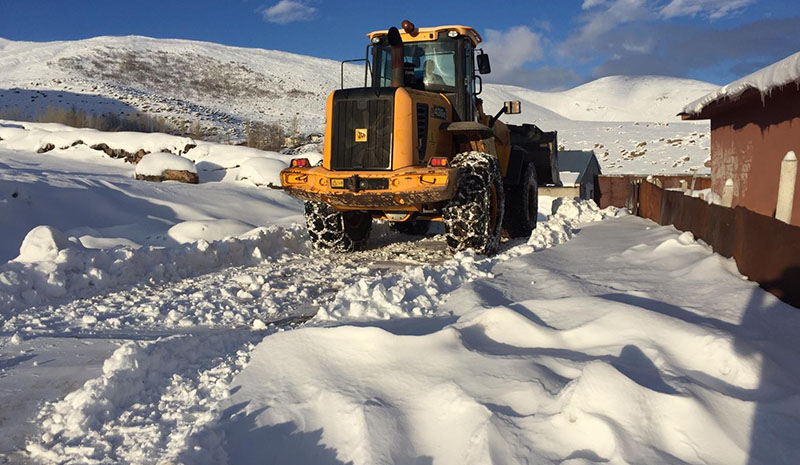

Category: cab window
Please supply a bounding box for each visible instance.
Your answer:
[374,40,457,92]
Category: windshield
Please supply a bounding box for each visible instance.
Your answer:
[374,40,457,92]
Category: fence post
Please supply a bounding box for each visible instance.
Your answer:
[776,150,797,223]
[722,178,734,207]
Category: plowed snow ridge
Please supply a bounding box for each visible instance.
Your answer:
[24,199,619,464]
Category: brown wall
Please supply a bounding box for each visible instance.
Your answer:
[709,85,800,225]
[638,182,800,308]
[598,175,711,209]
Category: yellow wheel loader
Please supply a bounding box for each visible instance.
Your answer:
[280,20,560,255]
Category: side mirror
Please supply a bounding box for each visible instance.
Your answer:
[477,51,491,75]
[503,100,521,114]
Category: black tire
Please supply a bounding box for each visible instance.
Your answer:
[503,161,539,238]
[443,151,505,255]
[389,219,431,235]
[304,201,371,252]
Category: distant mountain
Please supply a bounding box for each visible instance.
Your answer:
[0,35,717,139]
[482,75,718,124]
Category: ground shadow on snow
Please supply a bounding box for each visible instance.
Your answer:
[0,88,139,121]
[737,268,800,465]
[214,401,434,465]
[603,279,800,464]
[0,352,37,371]
[464,273,800,463]
[0,174,183,263]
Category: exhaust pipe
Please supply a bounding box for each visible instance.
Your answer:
[387,26,404,88]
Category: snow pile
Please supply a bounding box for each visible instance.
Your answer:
[0,121,194,155]
[316,199,620,322]
[205,215,800,465]
[27,331,260,465]
[527,198,622,251]
[0,123,307,262]
[234,157,286,187]
[188,142,321,185]
[167,219,256,244]
[135,152,197,176]
[0,223,309,312]
[683,50,800,116]
[315,250,493,322]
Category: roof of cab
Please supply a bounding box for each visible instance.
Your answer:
[366,25,482,46]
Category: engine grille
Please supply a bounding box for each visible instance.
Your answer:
[330,88,395,170]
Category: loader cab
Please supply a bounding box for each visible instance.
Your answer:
[369,29,481,122]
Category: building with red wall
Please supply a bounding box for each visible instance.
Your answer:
[681,52,800,225]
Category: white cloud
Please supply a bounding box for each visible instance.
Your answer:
[262,0,317,24]
[660,0,755,19]
[582,0,610,9]
[482,26,544,82]
[576,0,651,42]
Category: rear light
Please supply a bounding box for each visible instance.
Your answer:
[429,157,448,167]
[290,158,310,168]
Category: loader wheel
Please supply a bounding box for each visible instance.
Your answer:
[503,161,539,238]
[304,201,371,252]
[443,152,505,255]
[389,219,431,235]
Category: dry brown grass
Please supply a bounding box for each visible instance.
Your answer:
[245,121,285,151]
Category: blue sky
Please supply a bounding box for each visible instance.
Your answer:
[2,0,799,90]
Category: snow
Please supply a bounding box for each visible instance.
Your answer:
[0,122,195,155]
[208,214,800,465]
[0,36,713,174]
[683,50,800,116]
[235,157,288,187]
[486,75,718,123]
[1,36,797,465]
[167,219,257,244]
[135,151,196,176]
[560,170,580,186]
[316,199,621,322]
[0,223,309,310]
[0,121,304,263]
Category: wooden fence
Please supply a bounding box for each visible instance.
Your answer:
[623,180,800,308]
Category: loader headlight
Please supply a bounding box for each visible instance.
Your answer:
[371,36,381,44]
[448,30,459,38]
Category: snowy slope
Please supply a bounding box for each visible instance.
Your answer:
[485,75,717,123]
[0,36,713,175]
[0,35,362,137]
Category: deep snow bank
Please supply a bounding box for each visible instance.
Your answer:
[0,224,308,312]
[0,122,309,264]
[215,215,800,465]
[27,331,260,465]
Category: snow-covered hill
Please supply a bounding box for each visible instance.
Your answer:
[0,35,717,174]
[484,75,717,123]
[0,35,362,139]
[0,36,715,131]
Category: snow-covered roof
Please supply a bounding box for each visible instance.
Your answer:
[682,50,800,117]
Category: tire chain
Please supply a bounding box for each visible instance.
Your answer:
[442,151,505,255]
[304,201,356,252]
